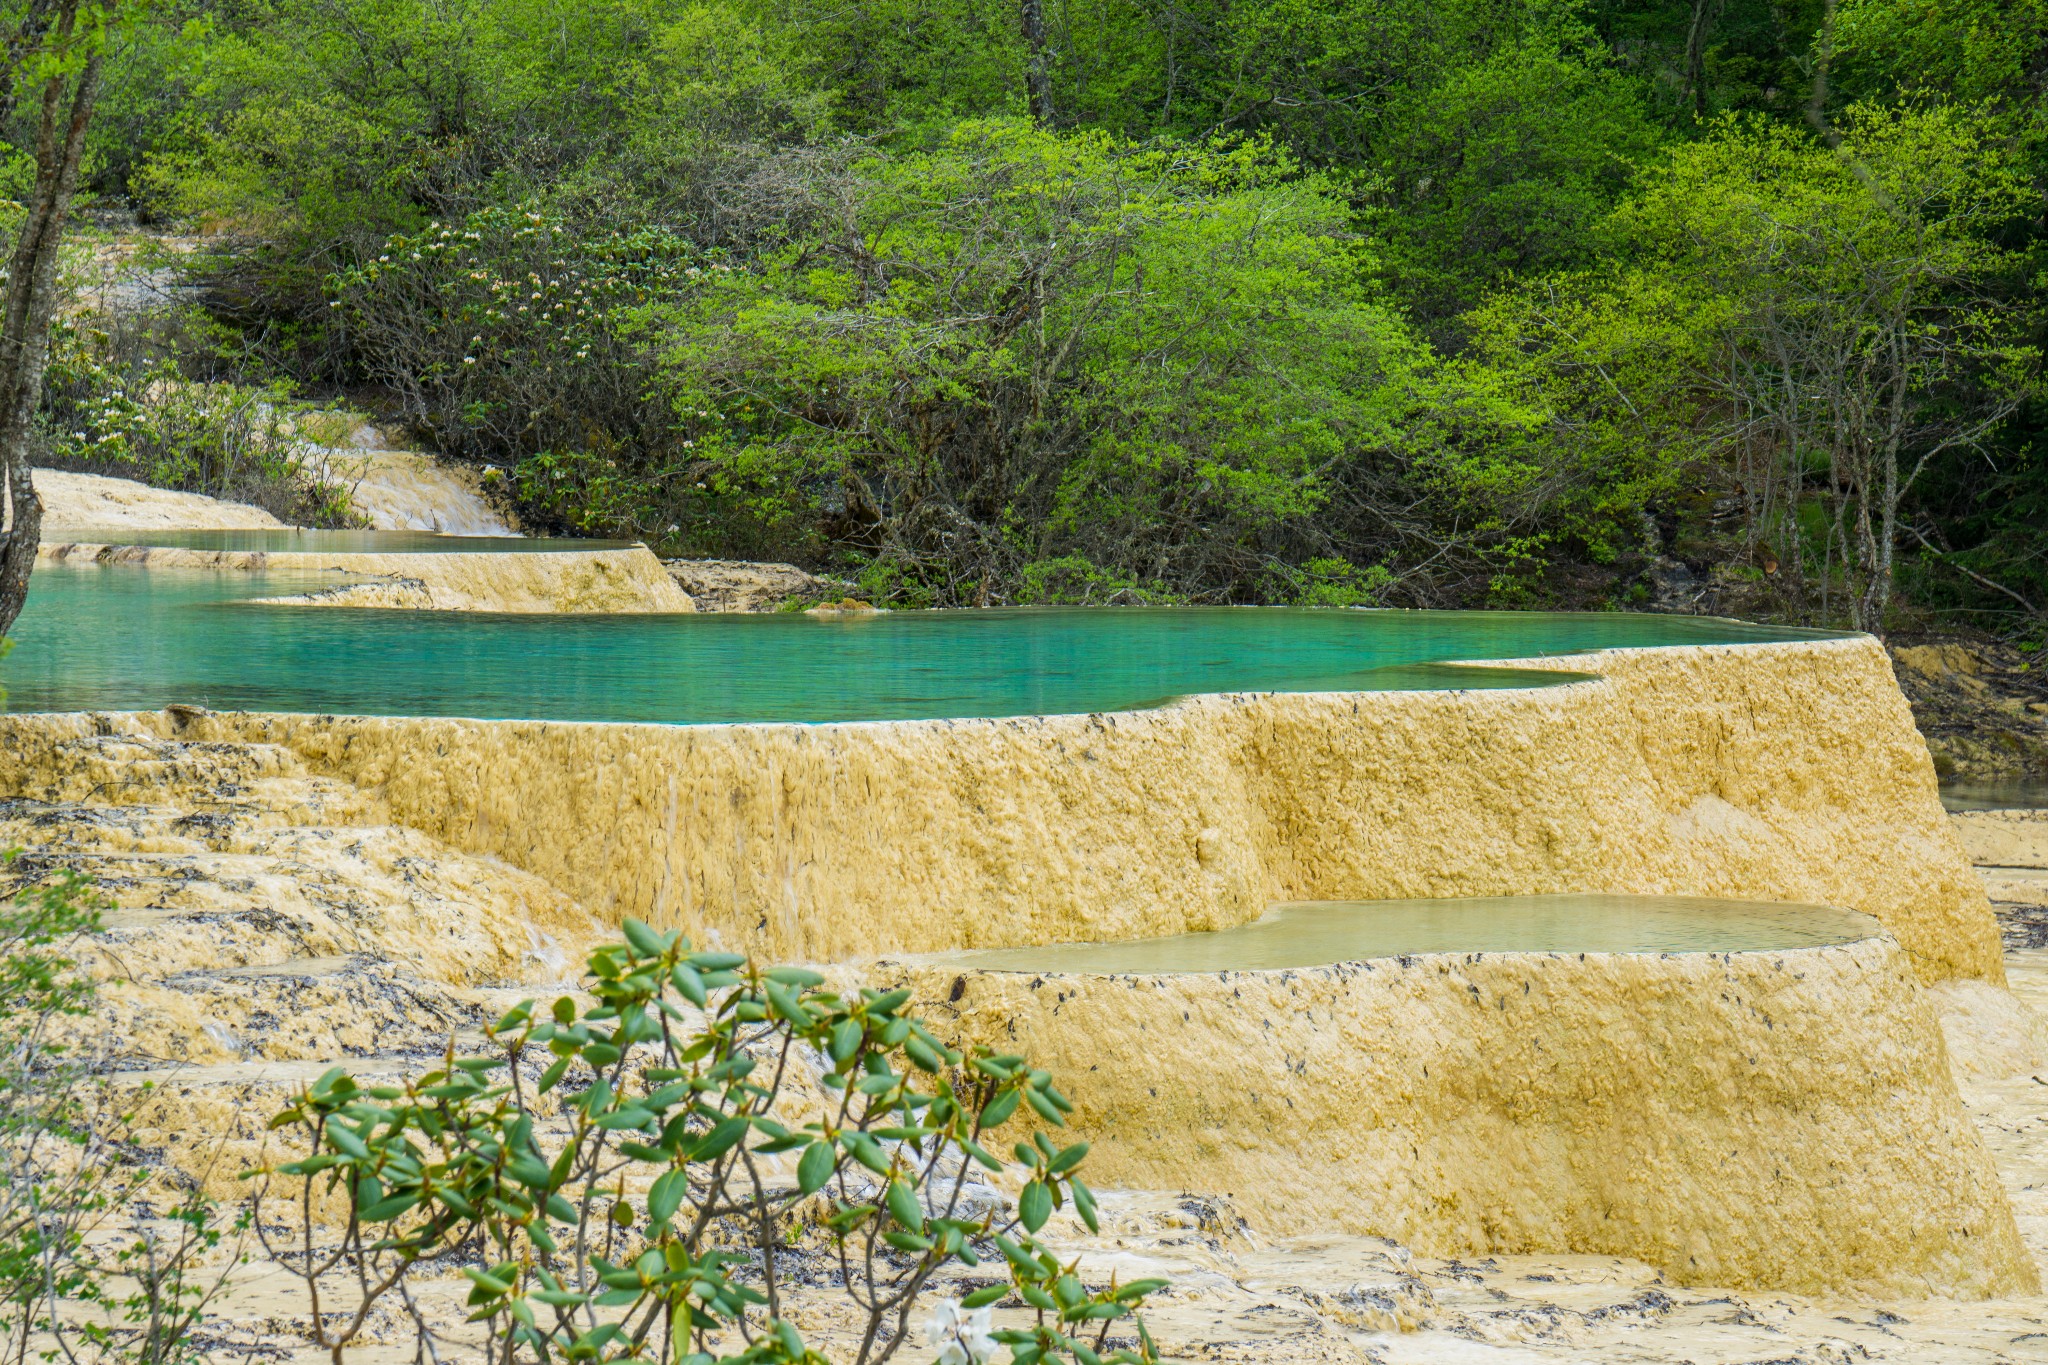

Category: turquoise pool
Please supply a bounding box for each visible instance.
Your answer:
[2,562,1842,724]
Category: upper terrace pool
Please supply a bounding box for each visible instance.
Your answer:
[1,561,1842,724]
[40,527,626,554]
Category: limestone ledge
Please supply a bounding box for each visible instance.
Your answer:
[0,635,2003,983]
[34,540,694,613]
[874,935,2036,1299]
[35,466,287,530]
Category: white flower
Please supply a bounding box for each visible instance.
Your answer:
[923,1298,996,1365]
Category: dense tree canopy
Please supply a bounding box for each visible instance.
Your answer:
[13,0,2044,625]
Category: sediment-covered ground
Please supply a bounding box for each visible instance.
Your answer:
[4,729,2047,1360]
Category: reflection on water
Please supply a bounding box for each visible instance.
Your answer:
[40,527,630,554]
[1941,780,2048,813]
[949,894,1884,975]
[4,564,1844,724]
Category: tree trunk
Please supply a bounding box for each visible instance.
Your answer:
[0,2,101,641]
[1683,0,1722,119]
[1020,0,1054,125]
[1804,0,1838,144]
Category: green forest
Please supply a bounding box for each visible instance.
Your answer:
[26,0,2048,628]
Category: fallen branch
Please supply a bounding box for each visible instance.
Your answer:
[1907,523,2043,618]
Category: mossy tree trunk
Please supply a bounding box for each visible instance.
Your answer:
[0,0,102,640]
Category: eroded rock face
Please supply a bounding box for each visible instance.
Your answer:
[875,939,2034,1298]
[1890,638,2048,782]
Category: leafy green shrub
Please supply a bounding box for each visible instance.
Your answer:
[1013,557,1163,607]
[257,918,1164,1364]
[319,125,1427,600]
[1372,27,1664,333]
[1273,557,1394,608]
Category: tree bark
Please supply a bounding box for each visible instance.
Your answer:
[1683,0,1722,119]
[0,0,101,641]
[1804,0,1837,145]
[1020,0,1054,125]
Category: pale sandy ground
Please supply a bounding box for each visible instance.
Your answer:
[137,814,2048,1364]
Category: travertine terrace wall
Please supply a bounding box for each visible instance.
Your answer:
[0,636,2002,982]
[877,936,2036,1299]
[34,540,693,613]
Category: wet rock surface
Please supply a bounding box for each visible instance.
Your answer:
[305,431,518,536]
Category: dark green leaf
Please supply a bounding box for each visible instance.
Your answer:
[885,1179,924,1233]
[621,918,668,957]
[796,1141,834,1194]
[1018,1178,1052,1232]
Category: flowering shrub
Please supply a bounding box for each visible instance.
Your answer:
[258,920,1164,1364]
[330,206,703,479]
[38,318,359,526]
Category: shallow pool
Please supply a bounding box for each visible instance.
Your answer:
[2,562,1842,724]
[947,895,1884,973]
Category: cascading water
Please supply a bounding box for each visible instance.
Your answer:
[307,427,517,536]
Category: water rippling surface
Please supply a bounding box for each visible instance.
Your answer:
[4,561,1844,724]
